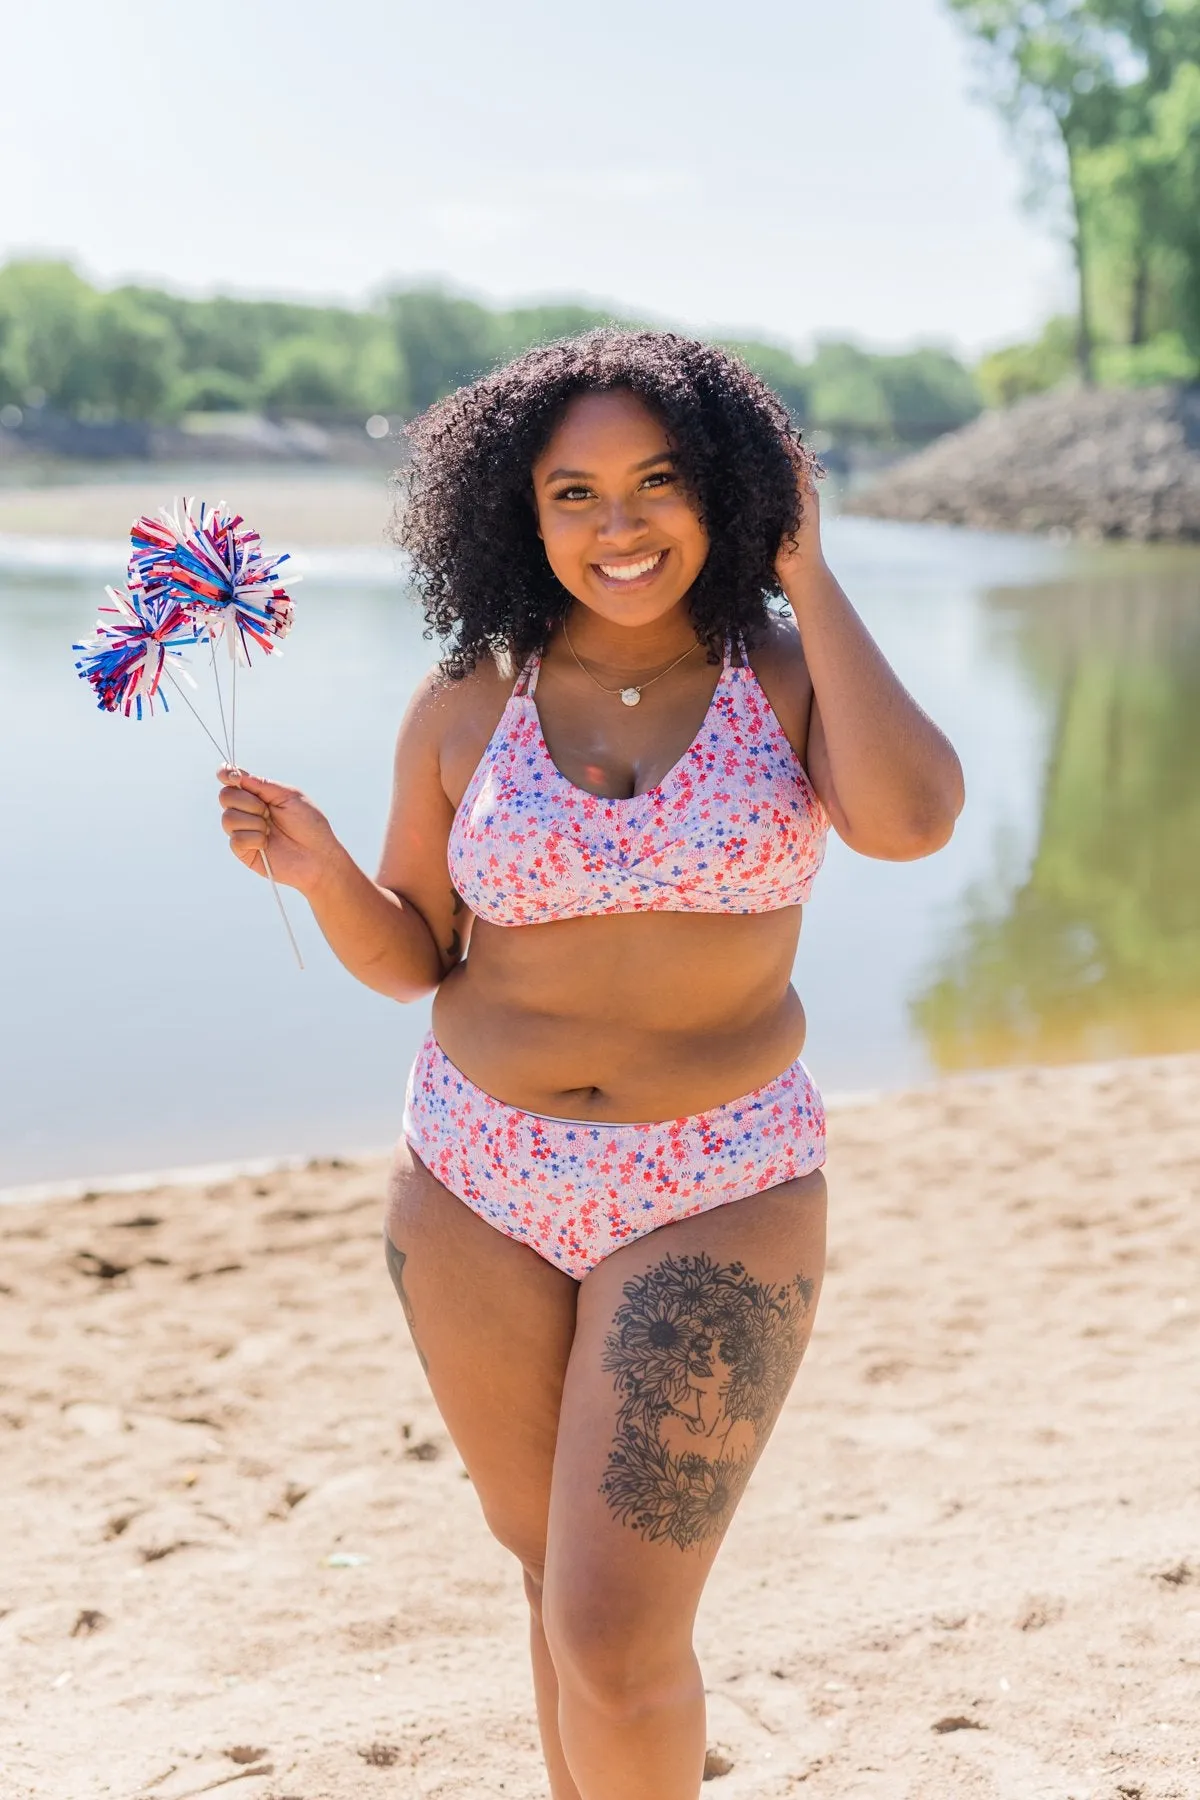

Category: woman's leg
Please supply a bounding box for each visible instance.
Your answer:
[543,1170,827,1800]
[384,1143,584,1799]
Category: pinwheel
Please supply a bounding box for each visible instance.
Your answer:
[72,498,303,966]
[73,581,200,719]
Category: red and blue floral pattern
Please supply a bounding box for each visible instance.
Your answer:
[447,651,829,926]
[403,1034,826,1280]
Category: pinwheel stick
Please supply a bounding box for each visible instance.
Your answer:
[200,647,304,974]
[75,497,306,973]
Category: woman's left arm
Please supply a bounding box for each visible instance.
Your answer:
[778,477,965,861]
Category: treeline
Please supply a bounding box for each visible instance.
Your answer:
[949,0,1200,399]
[0,260,981,444]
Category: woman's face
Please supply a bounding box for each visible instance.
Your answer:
[531,389,709,628]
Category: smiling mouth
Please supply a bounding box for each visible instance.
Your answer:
[593,550,667,585]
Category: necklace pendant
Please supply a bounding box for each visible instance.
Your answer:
[620,687,642,707]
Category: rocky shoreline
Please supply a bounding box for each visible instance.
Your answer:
[844,382,1200,541]
[0,408,399,470]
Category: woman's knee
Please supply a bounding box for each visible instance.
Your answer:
[476,1503,547,1596]
[542,1577,697,1718]
[522,1562,547,1622]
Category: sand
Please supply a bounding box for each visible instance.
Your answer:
[0,474,395,550]
[2,1054,1198,1800]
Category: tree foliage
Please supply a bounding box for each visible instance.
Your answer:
[946,0,1200,384]
[0,260,981,443]
[977,314,1080,405]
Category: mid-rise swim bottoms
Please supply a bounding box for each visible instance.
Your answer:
[402,1031,826,1280]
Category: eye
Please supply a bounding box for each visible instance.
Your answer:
[553,484,593,502]
[641,470,676,490]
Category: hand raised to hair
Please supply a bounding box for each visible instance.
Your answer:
[774,443,826,586]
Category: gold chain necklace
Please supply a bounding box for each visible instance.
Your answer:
[561,622,700,707]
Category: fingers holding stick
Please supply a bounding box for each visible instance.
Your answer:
[217,767,271,870]
[215,763,305,970]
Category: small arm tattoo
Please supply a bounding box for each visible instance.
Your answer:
[443,888,465,969]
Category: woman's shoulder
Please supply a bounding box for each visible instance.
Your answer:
[400,654,522,801]
[744,612,814,759]
[407,653,516,725]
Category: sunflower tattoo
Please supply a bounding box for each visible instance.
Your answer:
[600,1254,815,1549]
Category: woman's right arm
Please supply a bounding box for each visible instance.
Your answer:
[216,674,468,1003]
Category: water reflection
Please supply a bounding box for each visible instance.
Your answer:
[5,520,1195,1186]
[914,555,1200,1069]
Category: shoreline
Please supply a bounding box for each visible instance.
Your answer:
[4,1046,1193,1211]
[3,1049,1197,1797]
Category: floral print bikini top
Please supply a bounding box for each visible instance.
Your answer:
[448,643,829,927]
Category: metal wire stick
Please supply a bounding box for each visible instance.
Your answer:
[208,634,232,762]
[164,670,228,760]
[167,665,305,972]
[259,846,305,970]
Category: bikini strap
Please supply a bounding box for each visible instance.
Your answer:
[513,653,541,698]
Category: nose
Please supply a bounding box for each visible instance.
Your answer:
[595,495,648,547]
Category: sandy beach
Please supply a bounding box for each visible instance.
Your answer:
[2,1054,1197,1800]
[0,474,395,550]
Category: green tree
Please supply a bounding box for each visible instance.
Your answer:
[257,317,403,417]
[944,0,1135,384]
[807,342,892,435]
[872,347,982,436]
[258,336,352,412]
[976,314,1079,405]
[494,302,615,359]
[0,260,100,411]
[90,289,180,418]
[386,290,500,413]
[0,256,980,439]
[803,341,980,440]
[948,0,1200,379]
[713,340,809,419]
[168,367,257,414]
[1073,52,1200,358]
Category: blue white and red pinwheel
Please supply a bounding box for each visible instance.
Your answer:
[129,498,295,665]
[71,498,304,965]
[75,496,296,717]
[72,581,200,719]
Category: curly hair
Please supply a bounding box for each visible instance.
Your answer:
[395,328,817,678]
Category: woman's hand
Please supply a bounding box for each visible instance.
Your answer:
[216,766,344,894]
[775,446,826,586]
[770,446,965,860]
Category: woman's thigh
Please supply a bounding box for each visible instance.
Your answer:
[542,1171,827,1672]
[385,1141,579,1568]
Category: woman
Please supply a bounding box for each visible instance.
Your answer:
[217,330,964,1800]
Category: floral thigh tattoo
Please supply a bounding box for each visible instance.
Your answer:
[600,1254,816,1550]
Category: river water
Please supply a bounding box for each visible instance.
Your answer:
[3,506,1198,1187]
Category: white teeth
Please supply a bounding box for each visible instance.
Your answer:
[597,552,663,581]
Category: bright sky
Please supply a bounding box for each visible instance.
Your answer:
[8,0,1070,357]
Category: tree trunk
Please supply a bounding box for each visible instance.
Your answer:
[1130,241,1150,347]
[1066,140,1096,386]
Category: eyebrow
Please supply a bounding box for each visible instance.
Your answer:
[542,450,677,483]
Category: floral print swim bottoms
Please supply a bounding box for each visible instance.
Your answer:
[402,1032,826,1280]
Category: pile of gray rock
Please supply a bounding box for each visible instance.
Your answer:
[844,383,1200,540]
